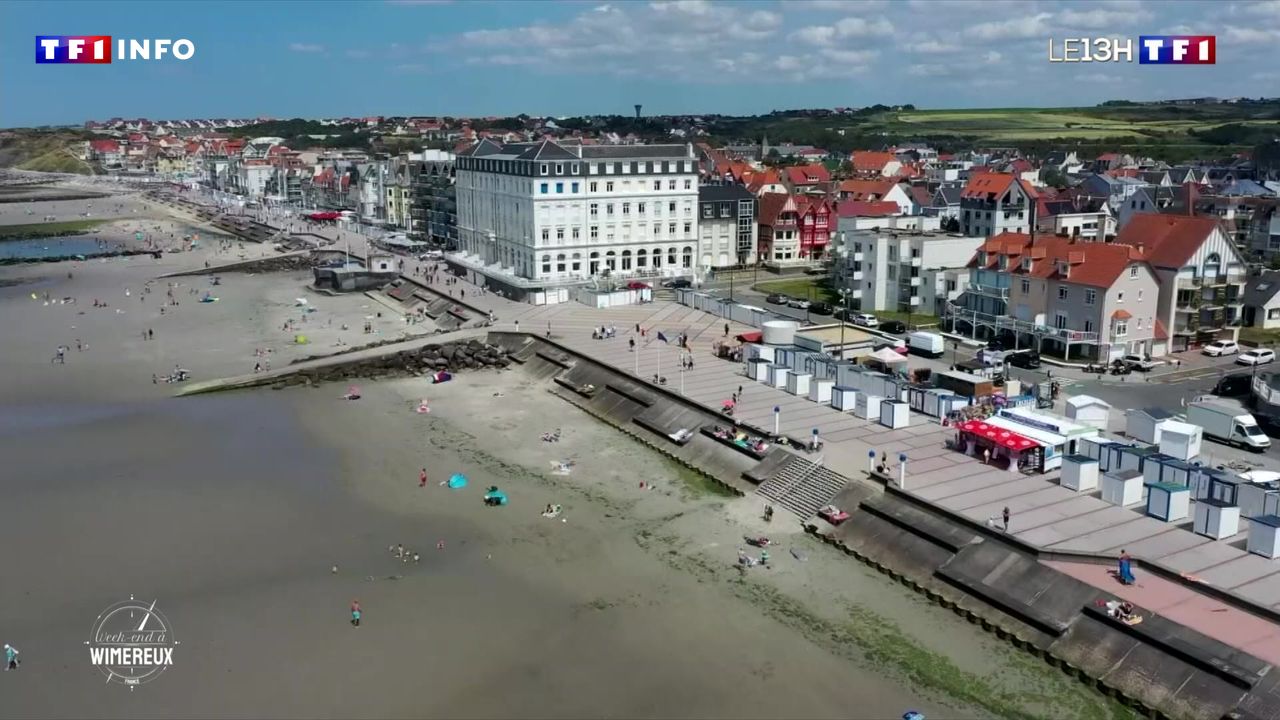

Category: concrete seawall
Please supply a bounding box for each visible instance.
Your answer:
[180,330,1280,719]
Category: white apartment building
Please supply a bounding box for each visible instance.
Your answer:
[454,139,699,284]
[834,228,983,314]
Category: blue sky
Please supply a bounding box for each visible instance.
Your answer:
[2,0,1279,128]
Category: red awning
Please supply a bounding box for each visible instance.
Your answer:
[308,211,341,221]
[956,419,1040,451]
[737,331,763,343]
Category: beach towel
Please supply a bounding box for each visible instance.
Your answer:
[447,473,467,489]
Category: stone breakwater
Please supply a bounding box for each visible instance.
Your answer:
[277,339,511,389]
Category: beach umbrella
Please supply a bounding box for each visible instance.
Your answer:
[448,473,468,489]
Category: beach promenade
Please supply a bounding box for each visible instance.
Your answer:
[173,191,1280,667]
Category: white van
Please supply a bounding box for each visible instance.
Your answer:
[907,331,945,358]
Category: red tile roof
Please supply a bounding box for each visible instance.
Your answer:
[850,151,896,174]
[837,179,899,200]
[89,140,120,152]
[1113,213,1223,269]
[961,172,1039,201]
[1009,236,1145,288]
[908,185,932,207]
[1112,309,1133,320]
[757,192,793,225]
[784,164,831,186]
[835,200,900,218]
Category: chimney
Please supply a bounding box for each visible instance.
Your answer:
[1184,181,1197,217]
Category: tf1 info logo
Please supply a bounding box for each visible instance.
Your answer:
[36,36,196,64]
[1047,36,1216,64]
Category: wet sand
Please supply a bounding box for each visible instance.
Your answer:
[0,188,1127,719]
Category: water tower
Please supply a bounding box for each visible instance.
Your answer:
[634,104,642,119]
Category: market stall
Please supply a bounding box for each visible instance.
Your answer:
[953,419,1043,473]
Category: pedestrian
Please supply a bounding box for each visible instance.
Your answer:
[983,447,991,465]
[419,468,428,488]
[514,320,520,333]
[1002,506,1010,532]
[350,600,361,628]
[546,322,552,338]
[629,338,635,352]
[635,323,641,333]
[76,339,82,351]
[737,385,743,399]
[152,373,157,384]
[148,328,154,340]
[4,643,18,671]
[724,322,730,336]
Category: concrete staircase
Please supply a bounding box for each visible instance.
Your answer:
[757,454,851,519]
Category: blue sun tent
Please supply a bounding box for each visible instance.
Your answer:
[447,473,468,489]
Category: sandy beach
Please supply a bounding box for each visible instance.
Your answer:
[0,184,1129,719]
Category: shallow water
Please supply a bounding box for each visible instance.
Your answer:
[0,235,127,260]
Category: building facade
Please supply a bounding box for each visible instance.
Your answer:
[833,230,982,314]
[959,173,1036,237]
[454,139,700,283]
[697,184,757,267]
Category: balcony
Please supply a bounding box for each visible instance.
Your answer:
[909,256,922,267]
[852,271,864,281]
[967,282,1009,299]
[944,302,1099,343]
[852,252,863,261]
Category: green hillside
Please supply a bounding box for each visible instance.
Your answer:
[0,130,96,174]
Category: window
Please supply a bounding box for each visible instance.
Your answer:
[668,179,676,190]
[571,182,579,193]
[1137,318,1144,330]
[589,182,598,192]
[572,227,580,240]
[555,163,563,174]
[1138,289,1143,301]
[555,182,564,194]
[638,202,646,215]
[1117,291,1124,303]
[1085,288,1097,305]
[540,164,548,175]
[572,253,581,271]
[1084,319,1094,333]
[590,226,598,240]
[541,254,551,273]
[1129,266,1139,278]
[703,206,713,219]
[653,180,661,191]
[668,201,676,214]
[556,228,564,241]
[606,203,614,216]
[1054,313,1068,329]
[684,179,692,189]
[1114,321,1128,337]
[541,229,549,242]
[622,202,630,216]
[668,222,677,236]
[606,181,614,192]
[556,254,566,272]
[653,225,661,237]
[589,203,598,218]
[1020,279,1030,293]
[540,183,549,194]
[683,222,691,235]
[1058,287,1068,300]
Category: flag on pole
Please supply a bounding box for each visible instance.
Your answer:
[657,331,669,343]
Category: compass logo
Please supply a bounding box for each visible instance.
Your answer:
[86,596,178,689]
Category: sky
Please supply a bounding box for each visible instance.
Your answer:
[2,0,1279,128]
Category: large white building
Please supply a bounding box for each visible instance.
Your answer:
[833,228,983,315]
[454,139,700,286]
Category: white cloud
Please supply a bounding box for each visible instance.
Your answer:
[1056,8,1149,28]
[1225,26,1280,43]
[1078,72,1127,84]
[964,13,1052,40]
[345,49,371,59]
[833,16,894,36]
[391,63,431,73]
[791,26,837,45]
[288,42,325,53]
[984,50,1002,64]
[904,38,961,54]
[907,64,951,77]
[1240,0,1280,17]
[796,0,888,9]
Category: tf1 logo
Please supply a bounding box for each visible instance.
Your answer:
[36,36,196,64]
[1047,35,1215,64]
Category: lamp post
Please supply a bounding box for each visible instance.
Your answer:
[773,405,781,436]
[838,288,848,359]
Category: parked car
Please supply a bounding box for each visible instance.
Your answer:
[1203,340,1240,356]
[1005,350,1042,369]
[808,301,833,315]
[1121,354,1165,372]
[1213,373,1254,397]
[986,338,1007,352]
[788,298,811,310]
[765,293,790,305]
[851,313,879,328]
[1237,348,1276,366]
[878,320,905,334]
[661,278,691,289]
[876,340,909,355]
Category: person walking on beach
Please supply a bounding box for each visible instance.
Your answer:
[350,600,361,628]
[419,468,428,488]
[4,643,18,671]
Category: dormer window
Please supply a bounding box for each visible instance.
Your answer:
[1021,257,1032,271]
[978,251,988,265]
[998,254,1008,270]
[1057,260,1069,278]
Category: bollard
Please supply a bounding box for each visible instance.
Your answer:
[898,453,908,489]
[868,449,877,474]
